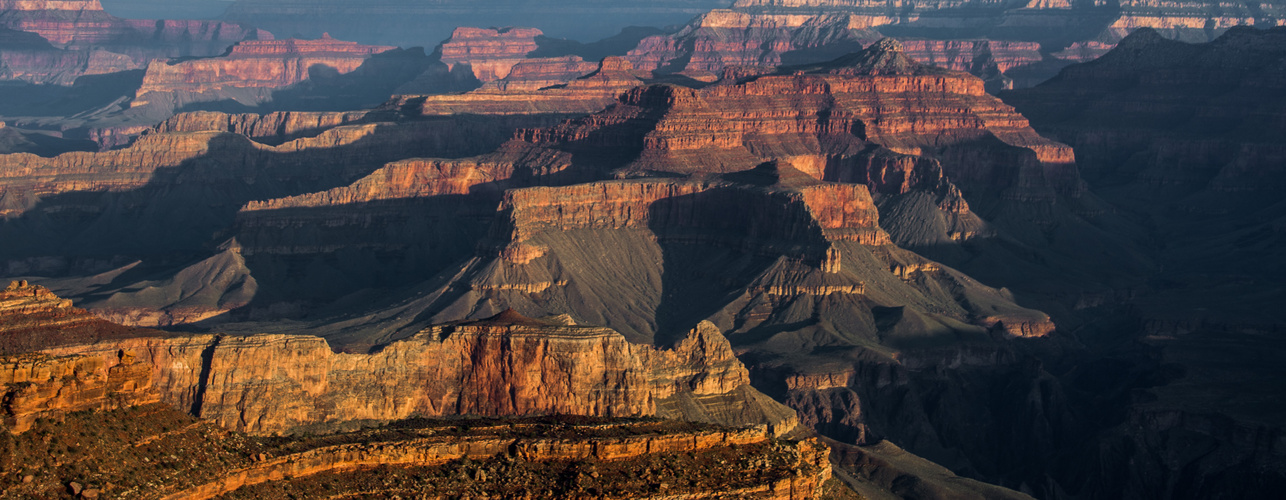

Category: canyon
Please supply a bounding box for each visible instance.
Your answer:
[0,0,268,85]
[1,282,793,435]
[0,0,1283,497]
[999,26,1286,497]
[130,34,396,110]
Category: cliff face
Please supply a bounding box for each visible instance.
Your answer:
[409,55,645,116]
[0,1,269,87]
[622,1,1286,91]
[1,280,114,352]
[479,55,599,92]
[0,28,140,85]
[2,303,792,435]
[219,0,729,52]
[0,0,267,51]
[132,35,396,109]
[151,110,370,144]
[439,27,542,82]
[509,41,1077,215]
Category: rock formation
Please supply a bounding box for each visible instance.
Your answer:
[619,0,1286,91]
[131,34,397,110]
[0,0,267,51]
[479,55,600,92]
[998,26,1286,497]
[438,27,543,82]
[220,0,730,49]
[0,405,835,499]
[0,280,165,355]
[410,55,646,116]
[1,282,794,436]
[0,0,269,88]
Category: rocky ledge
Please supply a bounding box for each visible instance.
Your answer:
[1,285,796,435]
[0,405,834,499]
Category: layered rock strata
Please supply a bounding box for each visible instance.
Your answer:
[0,0,268,51]
[0,405,834,499]
[132,34,396,109]
[438,26,542,82]
[0,280,158,354]
[1,302,794,435]
[0,0,269,89]
[623,0,1286,91]
[479,55,600,92]
[412,56,646,116]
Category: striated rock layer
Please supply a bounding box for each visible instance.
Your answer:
[2,300,795,435]
[132,34,396,109]
[619,0,1286,91]
[0,405,835,499]
[0,280,162,354]
[0,0,268,50]
[409,55,646,116]
[0,0,270,87]
[438,26,542,82]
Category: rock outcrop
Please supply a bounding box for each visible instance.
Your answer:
[410,56,646,116]
[1,293,794,435]
[131,34,396,109]
[621,0,1286,91]
[219,0,730,50]
[0,405,834,499]
[0,0,267,51]
[0,280,160,355]
[150,110,369,144]
[439,27,543,82]
[479,55,600,92]
[0,0,270,90]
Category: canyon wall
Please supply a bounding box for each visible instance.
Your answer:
[132,35,396,109]
[2,303,794,435]
[413,56,645,116]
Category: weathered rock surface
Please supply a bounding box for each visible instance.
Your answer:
[0,405,835,499]
[0,0,269,88]
[439,26,542,82]
[132,34,396,109]
[410,55,646,116]
[220,0,729,49]
[151,110,369,144]
[1,304,793,435]
[621,0,1286,91]
[479,55,600,92]
[0,0,267,51]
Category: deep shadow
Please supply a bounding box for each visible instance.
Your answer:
[0,113,565,266]
[529,26,666,61]
[169,48,480,115]
[646,187,829,346]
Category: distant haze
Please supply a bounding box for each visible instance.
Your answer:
[100,0,732,46]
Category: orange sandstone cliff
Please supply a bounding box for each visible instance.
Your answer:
[1,296,796,435]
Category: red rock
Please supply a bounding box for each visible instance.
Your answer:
[0,280,158,355]
[412,56,645,116]
[438,26,542,82]
[480,55,599,92]
[2,291,796,435]
[0,0,268,51]
[132,34,396,108]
